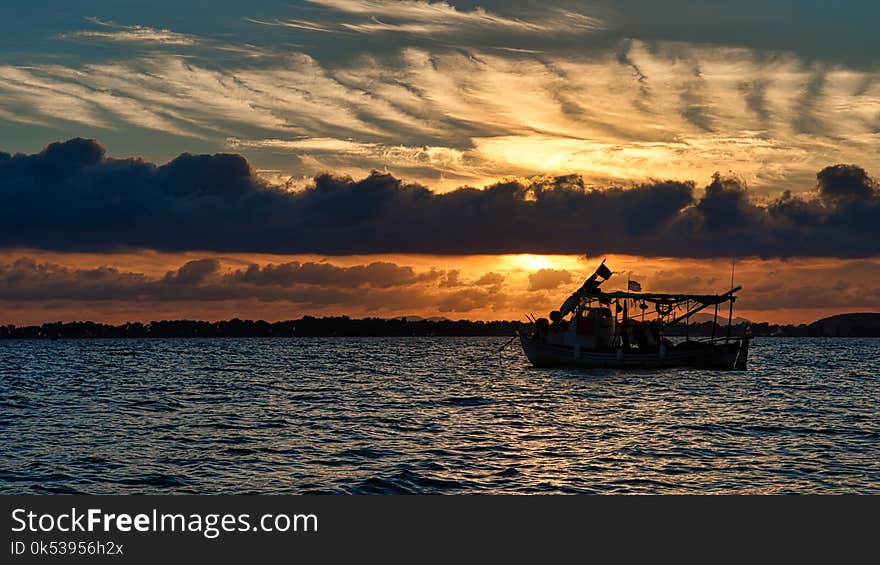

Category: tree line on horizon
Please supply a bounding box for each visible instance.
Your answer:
[0,316,525,339]
[2,315,879,339]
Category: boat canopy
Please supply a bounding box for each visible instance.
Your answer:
[559,260,741,321]
[590,288,740,305]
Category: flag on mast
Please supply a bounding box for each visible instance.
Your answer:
[628,280,642,292]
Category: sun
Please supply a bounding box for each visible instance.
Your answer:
[507,254,562,271]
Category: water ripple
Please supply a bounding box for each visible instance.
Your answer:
[1,337,878,494]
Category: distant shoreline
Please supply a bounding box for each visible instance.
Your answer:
[3,314,880,338]
[1,317,525,339]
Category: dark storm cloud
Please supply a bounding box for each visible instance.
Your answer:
[816,164,877,202]
[2,139,880,258]
[691,173,762,232]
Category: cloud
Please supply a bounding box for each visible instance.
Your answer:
[729,260,880,312]
[225,137,468,176]
[3,42,880,191]
[2,138,880,258]
[0,257,150,301]
[162,258,220,285]
[0,62,205,136]
[527,269,573,291]
[61,18,199,46]
[303,0,603,35]
[5,252,880,325]
[439,270,463,287]
[816,164,877,203]
[475,272,504,286]
[244,18,341,34]
[0,255,514,321]
[225,261,442,288]
[436,287,506,313]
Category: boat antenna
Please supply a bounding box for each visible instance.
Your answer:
[730,256,736,291]
[726,256,736,343]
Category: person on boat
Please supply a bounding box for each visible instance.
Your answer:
[633,321,661,351]
[534,317,550,343]
[549,310,567,331]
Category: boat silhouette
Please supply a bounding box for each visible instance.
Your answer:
[520,261,749,370]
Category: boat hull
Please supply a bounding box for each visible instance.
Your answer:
[520,334,748,370]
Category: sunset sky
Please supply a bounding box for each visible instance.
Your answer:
[2,0,879,325]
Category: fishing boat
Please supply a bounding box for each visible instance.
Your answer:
[520,261,749,370]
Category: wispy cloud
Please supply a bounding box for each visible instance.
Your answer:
[227,136,469,174]
[3,41,880,190]
[249,1,604,37]
[339,19,449,34]
[0,62,207,136]
[61,17,199,46]
[307,0,603,33]
[244,17,342,34]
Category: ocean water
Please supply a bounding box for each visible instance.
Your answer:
[0,337,877,494]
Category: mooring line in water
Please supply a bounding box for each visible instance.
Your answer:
[497,334,517,353]
[495,333,519,377]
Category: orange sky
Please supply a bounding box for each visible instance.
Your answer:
[3,249,877,326]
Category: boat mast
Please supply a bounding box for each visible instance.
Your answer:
[685,299,689,341]
[726,258,736,343]
[726,297,735,343]
[711,302,718,340]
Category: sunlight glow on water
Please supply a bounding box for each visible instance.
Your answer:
[0,337,877,494]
